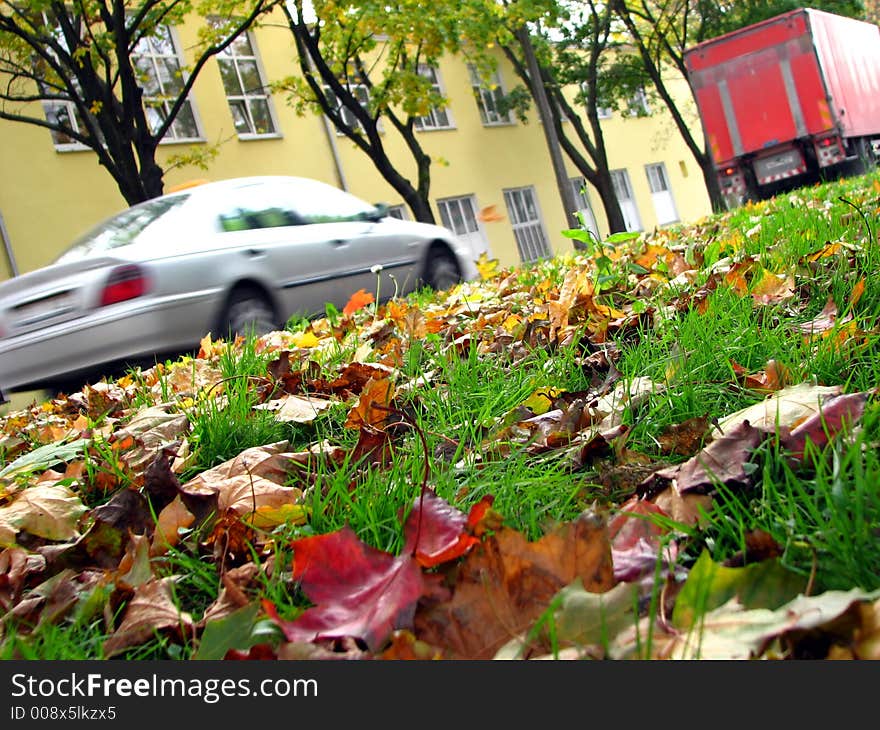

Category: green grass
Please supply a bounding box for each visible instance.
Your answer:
[2,171,880,659]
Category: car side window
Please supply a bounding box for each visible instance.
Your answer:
[218,185,306,231]
[287,181,380,224]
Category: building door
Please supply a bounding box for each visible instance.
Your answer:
[610,169,642,232]
[437,195,490,256]
[645,163,679,226]
[569,177,600,242]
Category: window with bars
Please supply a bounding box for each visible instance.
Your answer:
[467,64,513,126]
[502,186,550,263]
[216,29,276,136]
[414,65,453,131]
[131,25,200,141]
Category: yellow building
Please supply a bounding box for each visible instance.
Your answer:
[0,11,712,280]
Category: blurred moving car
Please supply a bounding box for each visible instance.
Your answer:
[0,176,479,393]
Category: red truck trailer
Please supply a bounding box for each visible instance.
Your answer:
[684,7,880,205]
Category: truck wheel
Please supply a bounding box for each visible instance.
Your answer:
[857,138,877,173]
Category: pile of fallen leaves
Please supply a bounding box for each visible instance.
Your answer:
[1,182,880,660]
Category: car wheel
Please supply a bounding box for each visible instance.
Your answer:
[222,287,277,339]
[424,248,462,292]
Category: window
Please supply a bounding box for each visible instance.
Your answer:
[437,195,489,255]
[35,14,92,149]
[645,162,679,226]
[387,205,410,220]
[468,64,513,126]
[580,83,611,119]
[131,25,200,141]
[502,186,551,263]
[42,98,91,148]
[569,177,600,242]
[324,82,374,135]
[216,29,276,136]
[610,169,642,232]
[414,65,453,131]
[627,87,651,117]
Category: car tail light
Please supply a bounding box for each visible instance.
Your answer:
[100,264,149,306]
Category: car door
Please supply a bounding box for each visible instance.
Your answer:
[283,180,421,309]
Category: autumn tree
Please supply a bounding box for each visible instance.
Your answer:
[498,0,638,235]
[0,0,280,205]
[277,0,496,224]
[612,0,865,213]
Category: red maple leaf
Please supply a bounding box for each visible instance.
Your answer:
[403,491,493,567]
[265,491,490,651]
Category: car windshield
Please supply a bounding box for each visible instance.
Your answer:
[54,194,190,263]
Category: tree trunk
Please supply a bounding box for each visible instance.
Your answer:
[515,27,581,234]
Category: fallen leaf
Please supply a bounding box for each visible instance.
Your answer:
[414,510,614,659]
[270,527,424,651]
[0,483,88,544]
[343,289,375,318]
[103,577,194,657]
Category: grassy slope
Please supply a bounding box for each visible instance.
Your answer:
[1,171,879,659]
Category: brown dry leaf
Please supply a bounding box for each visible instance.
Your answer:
[151,495,195,556]
[716,382,843,435]
[343,377,395,429]
[640,420,763,496]
[103,577,194,657]
[413,511,614,659]
[651,486,714,527]
[113,405,189,473]
[200,562,262,625]
[253,394,334,423]
[179,442,304,523]
[0,548,46,610]
[794,296,849,337]
[750,268,796,304]
[656,415,713,456]
[0,482,88,545]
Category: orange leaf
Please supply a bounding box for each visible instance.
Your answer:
[343,289,375,317]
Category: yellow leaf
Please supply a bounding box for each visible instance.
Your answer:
[522,387,561,415]
[850,278,866,308]
[244,503,309,529]
[292,331,320,348]
[476,252,500,280]
[502,314,522,332]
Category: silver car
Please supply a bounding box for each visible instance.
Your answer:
[0,176,479,393]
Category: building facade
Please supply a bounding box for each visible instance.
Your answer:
[0,10,712,280]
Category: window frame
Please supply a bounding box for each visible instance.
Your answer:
[468,64,514,127]
[323,82,377,136]
[215,27,279,139]
[131,24,204,144]
[413,65,454,131]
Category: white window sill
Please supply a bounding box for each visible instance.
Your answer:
[237,132,283,141]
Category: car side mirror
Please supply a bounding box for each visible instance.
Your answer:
[369,203,389,221]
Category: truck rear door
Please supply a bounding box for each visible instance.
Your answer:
[685,9,833,165]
